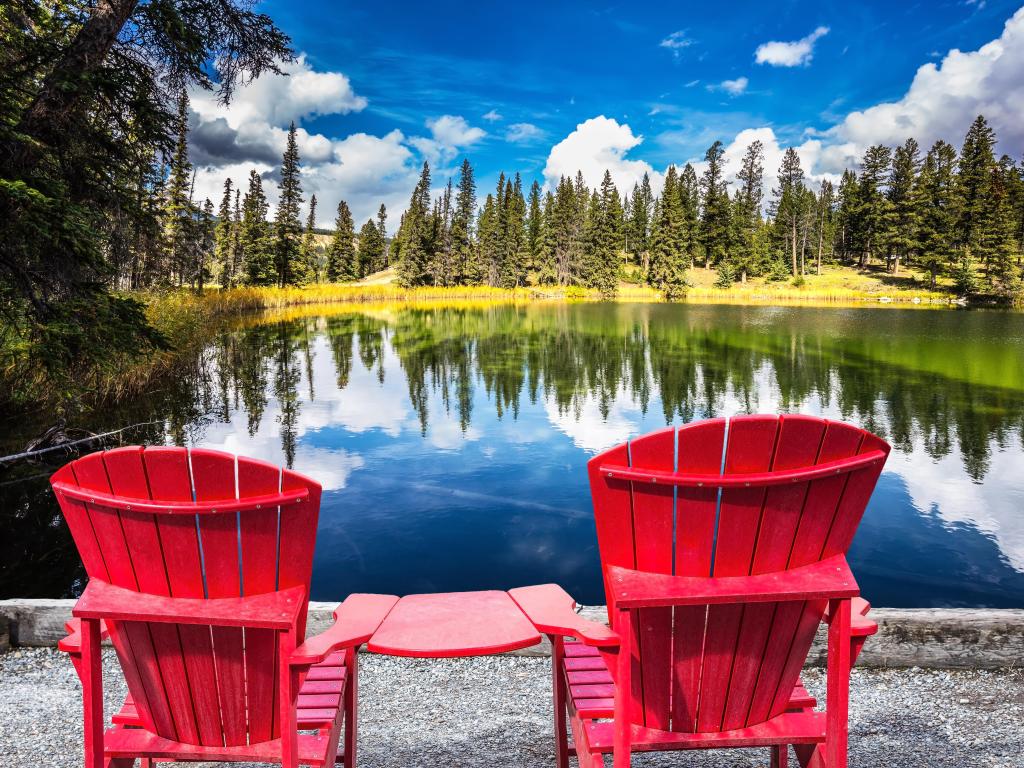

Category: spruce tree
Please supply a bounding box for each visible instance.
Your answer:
[699,141,732,270]
[629,173,654,269]
[886,138,921,273]
[855,144,894,268]
[733,140,764,282]
[241,170,274,285]
[772,148,806,277]
[834,169,859,262]
[582,170,621,295]
[917,141,958,286]
[452,159,478,284]
[274,122,307,286]
[215,178,236,288]
[983,156,1023,296]
[397,162,433,286]
[499,173,527,288]
[325,199,356,281]
[377,204,389,268]
[526,180,543,276]
[679,164,701,266]
[298,194,319,283]
[814,179,835,275]
[358,219,385,277]
[956,115,996,259]
[164,91,195,286]
[648,165,688,298]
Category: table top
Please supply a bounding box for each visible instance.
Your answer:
[366,590,543,658]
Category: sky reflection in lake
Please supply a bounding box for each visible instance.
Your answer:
[4,302,1024,606]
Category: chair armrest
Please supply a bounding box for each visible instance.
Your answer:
[291,593,399,666]
[607,555,859,609]
[508,584,619,648]
[73,579,306,629]
[57,618,110,653]
[825,596,878,637]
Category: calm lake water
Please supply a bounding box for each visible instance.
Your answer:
[3,302,1024,607]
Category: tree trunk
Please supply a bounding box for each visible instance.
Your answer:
[816,221,824,275]
[10,0,139,172]
[741,269,747,283]
[791,218,798,277]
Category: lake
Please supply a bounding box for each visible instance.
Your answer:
[3,301,1024,607]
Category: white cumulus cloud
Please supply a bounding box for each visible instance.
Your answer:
[826,6,1024,157]
[409,114,487,169]
[506,122,545,144]
[660,30,694,53]
[755,26,829,67]
[543,116,662,194]
[710,76,749,96]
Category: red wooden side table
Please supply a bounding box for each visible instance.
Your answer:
[366,590,543,657]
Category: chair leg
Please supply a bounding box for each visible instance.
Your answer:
[551,636,569,768]
[771,745,789,768]
[825,598,852,768]
[81,618,104,768]
[278,630,299,768]
[612,610,632,768]
[344,648,358,768]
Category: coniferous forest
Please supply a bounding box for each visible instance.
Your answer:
[2,2,1024,408]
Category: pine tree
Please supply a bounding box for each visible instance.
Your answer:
[678,163,701,266]
[241,170,274,285]
[648,165,688,298]
[377,204,389,269]
[325,199,356,281]
[772,148,806,277]
[298,194,319,284]
[274,122,307,286]
[215,178,236,288]
[164,91,195,286]
[956,115,996,260]
[855,144,894,268]
[834,169,859,262]
[699,141,732,270]
[813,179,835,275]
[358,218,385,277]
[983,156,1023,296]
[397,162,433,286]
[886,138,921,273]
[581,170,622,295]
[526,180,542,275]
[628,173,654,269]
[732,140,764,282]
[917,140,958,286]
[499,173,527,288]
[195,198,215,293]
[452,159,478,284]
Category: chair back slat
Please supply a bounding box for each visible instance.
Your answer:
[587,415,889,734]
[52,446,321,748]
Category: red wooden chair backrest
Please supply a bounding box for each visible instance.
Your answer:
[51,446,321,747]
[587,414,889,734]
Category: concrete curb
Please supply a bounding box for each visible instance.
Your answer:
[2,599,1021,669]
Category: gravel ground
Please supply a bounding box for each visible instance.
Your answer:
[1,647,1021,767]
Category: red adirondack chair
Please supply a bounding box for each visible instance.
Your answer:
[514,414,890,768]
[51,446,398,768]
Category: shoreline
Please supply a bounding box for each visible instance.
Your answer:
[4,599,1021,669]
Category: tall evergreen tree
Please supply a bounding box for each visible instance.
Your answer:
[164,92,195,286]
[397,162,433,286]
[241,170,274,285]
[855,144,894,268]
[377,204,389,269]
[215,178,236,288]
[298,194,319,283]
[526,180,543,275]
[732,140,765,282]
[325,199,356,281]
[648,165,688,298]
[956,115,996,259]
[886,138,922,273]
[916,141,957,285]
[358,218,385,278]
[274,122,307,286]
[628,173,654,269]
[772,148,806,277]
[452,159,478,284]
[699,141,732,269]
[678,163,701,266]
[813,179,835,275]
[582,170,622,295]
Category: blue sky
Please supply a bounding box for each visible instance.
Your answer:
[187,0,1024,229]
